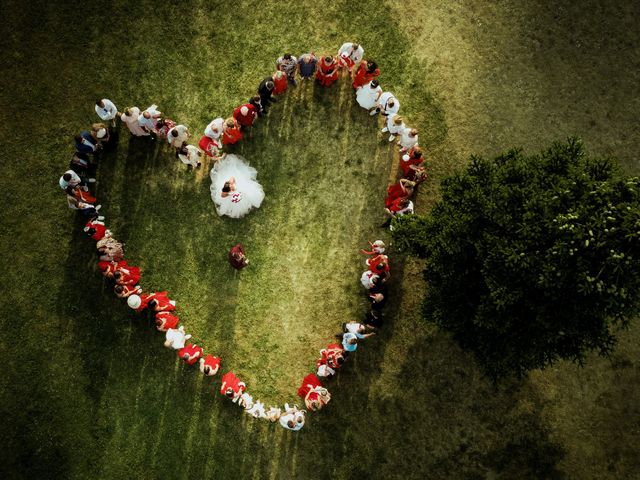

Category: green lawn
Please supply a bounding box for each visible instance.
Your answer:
[1,1,639,479]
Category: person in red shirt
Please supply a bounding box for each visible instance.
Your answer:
[199,354,221,376]
[384,178,416,208]
[84,219,108,241]
[272,71,288,95]
[155,311,180,331]
[316,55,340,87]
[228,244,249,270]
[297,373,331,411]
[178,343,203,365]
[399,146,425,179]
[352,60,380,89]
[114,284,141,298]
[233,103,257,130]
[220,372,246,401]
[113,265,141,286]
[222,118,243,145]
[315,343,348,377]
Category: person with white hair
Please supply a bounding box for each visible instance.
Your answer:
[95,98,119,125]
[233,103,257,130]
[398,127,419,152]
[338,42,364,71]
[121,107,150,136]
[373,91,400,117]
[137,104,162,132]
[279,404,305,431]
[356,80,382,112]
[381,114,405,142]
[163,326,192,350]
[297,52,317,80]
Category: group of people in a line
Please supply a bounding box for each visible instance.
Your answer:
[58,41,424,431]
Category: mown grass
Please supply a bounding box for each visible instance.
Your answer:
[0,1,638,479]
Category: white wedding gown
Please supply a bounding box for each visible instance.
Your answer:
[210,154,265,218]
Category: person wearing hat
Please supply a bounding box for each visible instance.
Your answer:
[257,77,277,113]
[95,98,120,126]
[297,52,317,80]
[337,42,364,71]
[232,103,257,130]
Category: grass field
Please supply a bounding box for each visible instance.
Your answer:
[1,1,639,479]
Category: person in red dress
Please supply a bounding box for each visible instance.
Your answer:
[198,135,222,159]
[222,118,243,145]
[352,60,380,89]
[178,343,203,365]
[113,265,141,286]
[134,291,176,312]
[360,240,386,256]
[233,103,257,130]
[272,70,288,95]
[384,178,416,208]
[155,311,180,331]
[399,146,425,179]
[228,244,249,270]
[315,343,348,377]
[98,259,128,278]
[67,185,97,204]
[297,373,331,411]
[199,354,221,376]
[220,372,246,401]
[114,284,141,298]
[316,55,340,87]
[84,219,108,241]
[367,254,390,275]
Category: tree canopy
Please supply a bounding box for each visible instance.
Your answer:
[393,138,640,378]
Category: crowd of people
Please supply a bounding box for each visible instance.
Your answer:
[58,42,425,431]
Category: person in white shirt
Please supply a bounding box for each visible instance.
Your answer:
[398,128,419,152]
[138,104,162,131]
[164,326,191,350]
[95,98,119,125]
[204,117,225,141]
[338,42,364,71]
[343,321,376,338]
[59,170,95,190]
[279,404,305,431]
[121,107,150,136]
[276,53,298,85]
[381,114,405,142]
[356,80,382,111]
[167,124,190,149]
[374,91,400,117]
[177,144,202,169]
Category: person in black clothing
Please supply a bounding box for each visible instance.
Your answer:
[258,78,277,113]
[249,95,265,117]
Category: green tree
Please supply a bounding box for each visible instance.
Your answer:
[393,138,640,378]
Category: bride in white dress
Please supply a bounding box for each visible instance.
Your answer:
[210,154,265,218]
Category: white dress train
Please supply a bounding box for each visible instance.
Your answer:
[210,154,265,218]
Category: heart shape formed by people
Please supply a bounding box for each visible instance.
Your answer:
[76,49,418,430]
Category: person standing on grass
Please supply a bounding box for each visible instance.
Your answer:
[276,53,298,85]
[154,117,177,140]
[167,124,190,150]
[233,103,257,130]
[75,130,99,156]
[258,77,277,113]
[352,59,379,89]
[316,55,340,87]
[356,80,382,112]
[222,117,243,145]
[297,52,317,80]
[338,42,364,71]
[66,195,102,221]
[228,244,249,270]
[398,128,419,153]
[59,169,94,190]
[137,104,162,132]
[382,197,414,228]
[374,91,400,117]
[385,178,416,208]
[95,98,119,125]
[399,146,425,179]
[249,95,266,117]
[279,404,305,431]
[272,70,288,95]
[121,107,151,136]
[297,373,331,411]
[220,372,246,401]
[381,114,405,142]
[177,144,202,169]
